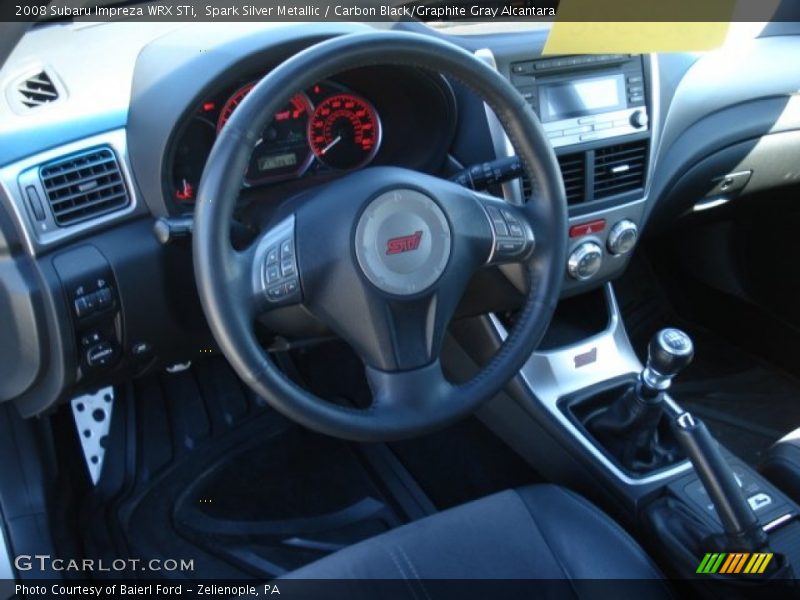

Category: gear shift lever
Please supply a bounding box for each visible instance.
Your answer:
[591,327,768,552]
[640,328,695,399]
[588,328,693,472]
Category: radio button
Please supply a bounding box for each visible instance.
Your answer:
[565,125,592,135]
[578,117,597,125]
[594,122,613,131]
[547,130,564,139]
[580,133,600,142]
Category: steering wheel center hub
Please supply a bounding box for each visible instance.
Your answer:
[355,188,451,296]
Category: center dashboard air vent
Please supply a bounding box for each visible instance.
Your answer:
[40,147,130,226]
[593,140,648,199]
[520,151,585,205]
[558,152,586,205]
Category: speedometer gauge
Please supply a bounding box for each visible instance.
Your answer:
[308,93,381,170]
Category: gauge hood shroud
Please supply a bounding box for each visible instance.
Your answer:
[127,22,372,217]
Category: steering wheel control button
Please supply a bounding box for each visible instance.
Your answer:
[355,189,451,296]
[481,202,534,263]
[508,223,524,238]
[501,209,519,225]
[281,261,296,277]
[607,219,638,255]
[257,218,302,306]
[266,247,279,265]
[266,266,280,284]
[262,233,300,302]
[485,206,509,233]
[567,241,603,280]
[496,240,524,254]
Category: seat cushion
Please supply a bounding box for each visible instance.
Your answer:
[761,427,800,504]
[283,484,669,589]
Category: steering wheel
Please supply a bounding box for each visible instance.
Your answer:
[193,32,567,442]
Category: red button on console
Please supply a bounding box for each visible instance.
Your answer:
[569,219,606,238]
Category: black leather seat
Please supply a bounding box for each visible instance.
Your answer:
[283,484,670,592]
[761,427,800,504]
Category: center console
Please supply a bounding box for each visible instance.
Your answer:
[452,285,800,587]
[467,46,800,590]
[478,50,656,297]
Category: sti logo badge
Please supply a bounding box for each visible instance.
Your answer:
[696,552,774,575]
[386,231,423,255]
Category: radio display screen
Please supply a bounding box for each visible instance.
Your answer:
[540,74,626,122]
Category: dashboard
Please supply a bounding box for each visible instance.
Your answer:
[2,20,800,419]
[166,65,457,212]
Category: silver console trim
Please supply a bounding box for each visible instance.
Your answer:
[644,53,661,199]
[489,283,692,486]
[0,128,140,256]
[475,48,525,206]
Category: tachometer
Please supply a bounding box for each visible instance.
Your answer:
[217,83,254,133]
[217,83,314,184]
[308,93,381,170]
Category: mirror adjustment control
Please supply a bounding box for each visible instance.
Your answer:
[567,241,603,280]
[85,341,117,368]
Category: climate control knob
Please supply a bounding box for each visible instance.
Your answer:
[607,219,638,255]
[567,242,603,281]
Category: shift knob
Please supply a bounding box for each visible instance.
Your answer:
[641,328,694,393]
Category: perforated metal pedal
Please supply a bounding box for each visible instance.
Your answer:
[71,387,114,485]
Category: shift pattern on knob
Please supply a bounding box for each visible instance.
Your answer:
[642,328,694,392]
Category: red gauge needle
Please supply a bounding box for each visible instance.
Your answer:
[319,135,342,155]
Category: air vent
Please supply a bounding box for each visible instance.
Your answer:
[16,71,59,108]
[558,152,586,205]
[521,172,534,199]
[593,141,647,199]
[519,152,584,204]
[40,148,130,226]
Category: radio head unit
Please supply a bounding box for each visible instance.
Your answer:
[510,54,648,148]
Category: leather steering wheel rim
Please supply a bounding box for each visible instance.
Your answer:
[193,31,567,442]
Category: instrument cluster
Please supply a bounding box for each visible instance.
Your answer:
[167,66,457,211]
[170,80,384,206]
